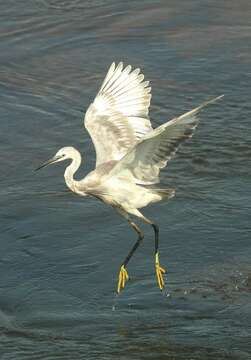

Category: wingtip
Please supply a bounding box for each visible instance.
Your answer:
[178,94,224,121]
[210,94,224,102]
[200,94,224,109]
[200,94,225,108]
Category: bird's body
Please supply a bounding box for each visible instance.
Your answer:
[62,148,171,212]
[37,62,223,293]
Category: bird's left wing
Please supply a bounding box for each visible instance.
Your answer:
[84,62,153,167]
[108,96,223,185]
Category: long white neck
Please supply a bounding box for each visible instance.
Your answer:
[64,149,82,192]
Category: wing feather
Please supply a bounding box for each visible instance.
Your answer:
[84,62,152,166]
[109,96,223,185]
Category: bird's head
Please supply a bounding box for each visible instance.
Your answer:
[36,146,78,171]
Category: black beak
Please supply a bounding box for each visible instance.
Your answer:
[35,155,63,171]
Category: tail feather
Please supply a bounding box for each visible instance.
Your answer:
[148,187,175,201]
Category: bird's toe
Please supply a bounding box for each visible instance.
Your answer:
[117,265,129,293]
[155,253,166,290]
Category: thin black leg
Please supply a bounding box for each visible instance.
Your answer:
[115,207,164,292]
[151,222,165,290]
[152,222,159,256]
[117,218,144,293]
[122,220,144,266]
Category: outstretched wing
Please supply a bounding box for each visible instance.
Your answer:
[84,62,153,167]
[109,96,223,185]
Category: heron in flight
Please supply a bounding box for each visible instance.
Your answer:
[36,62,223,293]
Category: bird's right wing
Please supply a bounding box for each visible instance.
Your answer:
[84,62,153,167]
[109,96,223,185]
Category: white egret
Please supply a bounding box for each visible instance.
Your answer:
[36,62,223,293]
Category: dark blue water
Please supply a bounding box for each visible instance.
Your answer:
[0,1,251,359]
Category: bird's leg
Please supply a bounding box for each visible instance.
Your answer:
[136,209,166,290]
[117,219,144,294]
[115,207,166,292]
[151,223,166,290]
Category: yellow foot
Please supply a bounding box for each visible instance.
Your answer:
[117,265,129,293]
[155,252,166,290]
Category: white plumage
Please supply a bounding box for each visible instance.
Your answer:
[37,62,223,293]
[85,62,152,166]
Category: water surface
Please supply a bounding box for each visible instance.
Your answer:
[0,1,251,359]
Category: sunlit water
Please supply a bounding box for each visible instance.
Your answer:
[0,1,251,359]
